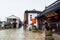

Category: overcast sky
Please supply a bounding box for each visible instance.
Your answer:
[0,0,56,21]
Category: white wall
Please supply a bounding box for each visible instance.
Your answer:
[28,13,38,28]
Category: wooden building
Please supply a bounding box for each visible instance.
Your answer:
[36,0,60,32]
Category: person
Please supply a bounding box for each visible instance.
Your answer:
[28,24,32,31]
[44,22,54,40]
[12,21,17,28]
[24,23,27,30]
[42,24,45,32]
[32,23,37,32]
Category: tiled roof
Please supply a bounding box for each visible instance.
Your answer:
[41,0,60,16]
[7,15,19,19]
[25,9,42,13]
[36,0,60,18]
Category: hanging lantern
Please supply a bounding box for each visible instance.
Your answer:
[47,18,51,21]
[54,15,59,19]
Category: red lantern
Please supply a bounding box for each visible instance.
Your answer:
[47,18,51,21]
[54,15,59,19]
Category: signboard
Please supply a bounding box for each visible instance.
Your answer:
[45,12,58,17]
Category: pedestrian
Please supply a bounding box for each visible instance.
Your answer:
[32,23,37,32]
[42,24,46,33]
[24,23,27,30]
[44,22,54,40]
[12,21,17,28]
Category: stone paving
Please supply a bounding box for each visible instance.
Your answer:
[0,27,45,40]
[53,34,60,40]
[0,27,60,40]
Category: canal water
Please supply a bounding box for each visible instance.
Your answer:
[0,26,45,40]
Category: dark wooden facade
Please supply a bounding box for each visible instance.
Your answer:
[36,0,60,32]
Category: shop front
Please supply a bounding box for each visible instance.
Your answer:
[45,12,60,32]
[36,0,60,32]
